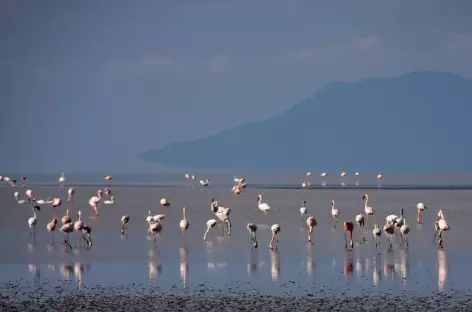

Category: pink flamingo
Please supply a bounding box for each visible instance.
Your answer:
[25,189,35,202]
[89,190,103,216]
[67,188,75,203]
[60,222,74,245]
[434,210,449,248]
[62,208,71,225]
[104,188,112,196]
[47,218,58,243]
[52,198,62,208]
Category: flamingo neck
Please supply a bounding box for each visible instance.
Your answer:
[183,208,187,219]
[364,196,369,207]
[32,206,36,218]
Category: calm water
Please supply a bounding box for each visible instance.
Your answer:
[1,173,472,297]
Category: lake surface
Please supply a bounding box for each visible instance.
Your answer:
[1,173,471,298]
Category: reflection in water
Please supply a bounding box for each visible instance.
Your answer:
[179,247,188,289]
[373,254,381,287]
[400,249,408,283]
[270,250,280,281]
[306,244,314,276]
[28,243,35,253]
[46,243,55,254]
[355,257,362,277]
[206,241,228,270]
[28,264,40,279]
[383,250,395,279]
[247,248,258,275]
[148,249,163,280]
[59,263,92,286]
[437,249,448,292]
[344,251,353,279]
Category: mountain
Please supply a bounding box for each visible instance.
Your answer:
[139,72,472,171]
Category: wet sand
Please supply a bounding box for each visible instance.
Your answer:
[1,176,472,310]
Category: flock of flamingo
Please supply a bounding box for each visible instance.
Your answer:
[1,172,450,254]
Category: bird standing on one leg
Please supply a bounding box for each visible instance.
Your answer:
[343,221,354,248]
[47,218,58,244]
[121,215,130,235]
[373,224,381,253]
[246,223,258,248]
[306,217,317,244]
[269,224,281,250]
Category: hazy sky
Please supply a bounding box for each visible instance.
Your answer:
[1,0,471,173]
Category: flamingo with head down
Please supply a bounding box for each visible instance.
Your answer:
[68,188,75,203]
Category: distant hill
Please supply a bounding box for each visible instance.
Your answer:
[139,72,472,171]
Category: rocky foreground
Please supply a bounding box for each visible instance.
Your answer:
[2,289,472,312]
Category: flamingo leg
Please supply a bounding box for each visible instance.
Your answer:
[344,231,347,248]
[226,220,231,236]
[433,231,437,244]
[203,226,211,241]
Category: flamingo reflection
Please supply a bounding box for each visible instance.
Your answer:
[344,251,353,279]
[270,249,280,281]
[247,248,258,275]
[383,251,395,279]
[179,247,188,289]
[400,248,408,282]
[206,241,228,270]
[437,249,448,292]
[373,254,381,287]
[28,264,40,280]
[306,244,315,275]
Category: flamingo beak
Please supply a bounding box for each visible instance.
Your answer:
[362,195,366,200]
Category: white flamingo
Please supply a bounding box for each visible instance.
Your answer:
[28,205,41,240]
[400,218,410,247]
[210,197,231,235]
[74,211,84,231]
[67,188,75,203]
[200,179,209,187]
[373,224,381,250]
[331,200,339,227]
[246,223,258,248]
[355,213,365,228]
[269,224,281,250]
[148,222,162,245]
[104,196,115,204]
[60,222,74,244]
[362,193,374,216]
[203,219,217,241]
[179,207,190,233]
[153,214,165,223]
[257,194,271,213]
[383,222,395,250]
[300,200,307,216]
[416,202,428,224]
[146,210,153,224]
[434,210,449,248]
[58,173,66,184]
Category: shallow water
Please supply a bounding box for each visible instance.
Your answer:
[1,174,472,298]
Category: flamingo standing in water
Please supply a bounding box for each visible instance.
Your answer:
[81,225,92,246]
[434,210,449,248]
[60,222,74,244]
[200,179,209,188]
[28,205,41,240]
[354,172,360,186]
[47,218,58,243]
[67,188,75,203]
[343,221,354,248]
[89,190,103,216]
[269,224,281,250]
[400,218,410,247]
[52,198,62,208]
[210,197,232,235]
[300,201,307,216]
[148,222,162,246]
[355,214,365,228]
[58,173,66,185]
[383,222,395,250]
[104,196,115,204]
[62,208,71,225]
[377,173,383,187]
[203,219,217,241]
[257,194,271,214]
[320,172,328,187]
[373,224,381,250]
[246,223,258,248]
[306,217,317,243]
[14,191,27,204]
[416,202,427,224]
[25,189,35,202]
[362,193,374,220]
[331,200,339,227]
[74,211,84,232]
[121,215,130,235]
[179,207,190,234]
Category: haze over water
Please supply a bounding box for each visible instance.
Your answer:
[1,173,471,298]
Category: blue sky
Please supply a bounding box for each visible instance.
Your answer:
[1,0,471,173]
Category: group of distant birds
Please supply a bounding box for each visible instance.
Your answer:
[1,172,450,255]
[302,171,384,187]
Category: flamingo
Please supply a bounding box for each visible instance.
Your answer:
[377,173,383,186]
[400,218,410,247]
[60,222,74,244]
[104,188,112,196]
[179,207,189,233]
[210,197,231,235]
[200,179,209,187]
[331,200,339,227]
[58,173,66,184]
[14,192,28,204]
[153,214,165,223]
[28,205,41,240]
[74,211,84,231]
[104,196,115,204]
[160,198,170,207]
[301,181,309,188]
[383,222,395,250]
[391,208,405,235]
[343,221,354,248]
[104,175,112,180]
[306,217,317,243]
[148,222,163,244]
[354,172,360,186]
[62,208,71,225]
[416,202,428,224]
[121,215,130,235]
[81,225,92,246]
[203,219,218,241]
[185,173,190,179]
[362,193,374,216]
[47,218,58,243]
[306,172,311,177]
[320,172,328,187]
[300,200,307,216]
[373,224,381,249]
[36,197,53,204]
[88,189,102,216]
[25,189,35,202]
[269,224,281,250]
[340,171,347,185]
[434,210,449,248]
[52,198,62,208]
[146,210,153,224]
[67,188,75,203]
[246,223,258,248]
[355,214,365,228]
[257,194,271,213]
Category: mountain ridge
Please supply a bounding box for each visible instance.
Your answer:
[139,71,472,171]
